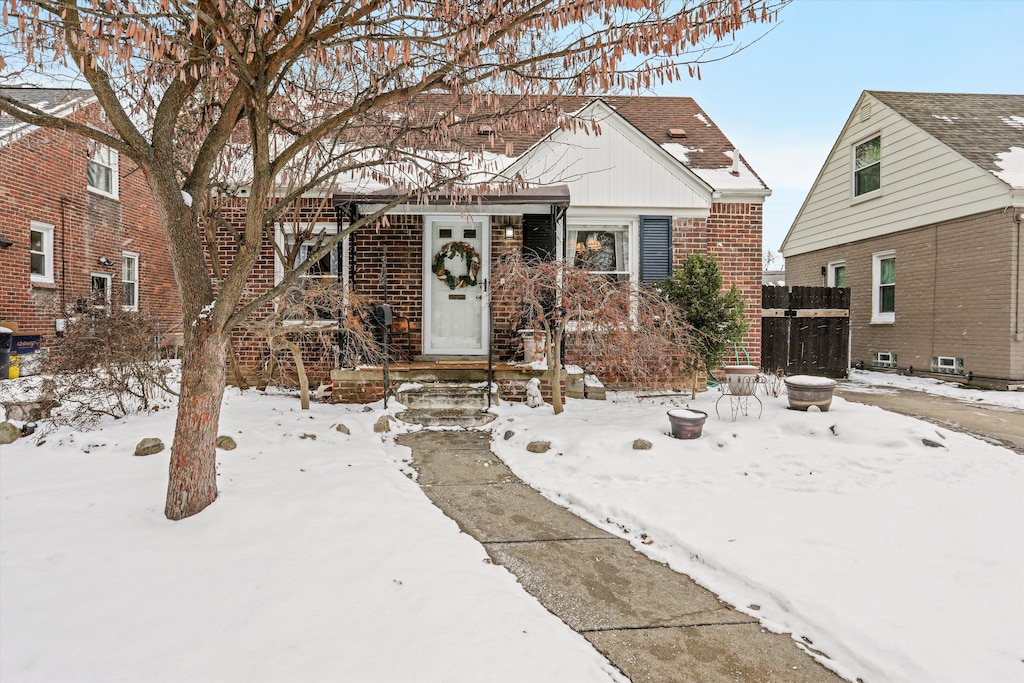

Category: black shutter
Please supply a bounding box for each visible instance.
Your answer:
[639,215,672,282]
[522,213,556,261]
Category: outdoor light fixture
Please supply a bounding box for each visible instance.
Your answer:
[98,256,114,266]
[504,226,515,240]
[0,237,12,248]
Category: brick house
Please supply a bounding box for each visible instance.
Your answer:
[781,92,1024,387]
[0,87,181,370]
[225,96,769,398]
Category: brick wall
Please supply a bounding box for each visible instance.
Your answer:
[673,201,763,365]
[785,209,1022,381]
[0,102,180,349]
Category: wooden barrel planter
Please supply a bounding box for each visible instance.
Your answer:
[667,409,707,439]
[784,375,838,412]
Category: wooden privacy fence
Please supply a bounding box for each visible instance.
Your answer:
[761,286,851,378]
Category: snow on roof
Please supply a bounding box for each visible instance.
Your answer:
[993,147,1024,189]
[0,87,95,147]
[1003,115,1024,130]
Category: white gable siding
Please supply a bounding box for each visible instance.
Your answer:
[509,108,712,213]
[783,93,1012,257]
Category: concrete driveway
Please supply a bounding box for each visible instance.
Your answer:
[834,384,1024,454]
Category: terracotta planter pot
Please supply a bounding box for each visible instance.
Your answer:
[667,409,707,439]
[722,364,759,396]
[784,375,837,412]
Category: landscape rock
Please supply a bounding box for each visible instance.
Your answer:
[632,438,653,450]
[335,423,351,435]
[374,415,394,433]
[526,440,550,453]
[503,430,515,440]
[216,435,237,450]
[922,438,946,448]
[0,421,20,445]
[134,437,164,456]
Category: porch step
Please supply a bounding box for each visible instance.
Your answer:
[396,381,498,411]
[396,409,496,428]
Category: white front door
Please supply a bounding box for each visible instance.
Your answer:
[423,215,489,355]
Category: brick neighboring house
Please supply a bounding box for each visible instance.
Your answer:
[0,87,181,370]
[227,96,769,395]
[782,91,1024,386]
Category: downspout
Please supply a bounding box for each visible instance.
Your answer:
[59,196,69,311]
[1015,211,1023,342]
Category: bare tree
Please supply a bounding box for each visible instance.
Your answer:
[1,0,788,518]
[493,255,692,413]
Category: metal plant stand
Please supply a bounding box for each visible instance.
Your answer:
[715,375,763,421]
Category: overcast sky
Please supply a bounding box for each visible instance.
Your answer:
[658,0,1024,258]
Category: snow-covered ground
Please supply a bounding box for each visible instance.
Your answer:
[1,370,1021,682]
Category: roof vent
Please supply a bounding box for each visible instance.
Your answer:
[860,102,872,122]
[730,149,741,176]
[478,124,495,135]
[668,127,687,138]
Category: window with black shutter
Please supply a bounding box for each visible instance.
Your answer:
[639,215,672,282]
[522,214,556,261]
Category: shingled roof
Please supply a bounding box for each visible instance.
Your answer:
[0,87,95,144]
[869,91,1024,188]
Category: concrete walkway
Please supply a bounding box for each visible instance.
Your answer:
[397,429,846,683]
[835,385,1024,454]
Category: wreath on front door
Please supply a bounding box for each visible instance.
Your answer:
[432,241,481,290]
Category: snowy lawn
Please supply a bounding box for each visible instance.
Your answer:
[0,389,622,683]
[491,374,1024,683]
[2,371,1021,683]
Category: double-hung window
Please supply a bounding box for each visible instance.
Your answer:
[872,251,895,323]
[853,135,881,198]
[30,221,54,284]
[122,252,139,311]
[275,222,349,320]
[88,143,119,198]
[568,225,630,282]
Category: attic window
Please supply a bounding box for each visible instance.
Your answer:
[478,124,495,135]
[668,128,686,138]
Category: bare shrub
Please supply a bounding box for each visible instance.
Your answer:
[42,307,178,431]
[493,255,694,413]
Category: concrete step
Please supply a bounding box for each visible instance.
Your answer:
[395,408,497,428]
[396,381,496,411]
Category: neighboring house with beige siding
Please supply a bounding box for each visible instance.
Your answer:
[782,91,1024,386]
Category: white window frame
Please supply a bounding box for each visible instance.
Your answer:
[30,220,54,284]
[852,133,881,201]
[873,351,896,368]
[122,251,139,311]
[274,221,349,323]
[87,143,119,199]
[90,271,112,311]
[871,250,896,324]
[565,221,635,283]
[827,260,846,288]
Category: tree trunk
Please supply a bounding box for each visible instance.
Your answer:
[164,328,228,520]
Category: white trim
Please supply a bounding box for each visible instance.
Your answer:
[87,143,119,199]
[422,215,490,355]
[121,251,139,311]
[827,259,846,287]
[273,221,345,285]
[871,250,896,324]
[851,132,882,202]
[90,271,112,310]
[29,220,54,284]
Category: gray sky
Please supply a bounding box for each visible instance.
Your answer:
[657,0,1024,256]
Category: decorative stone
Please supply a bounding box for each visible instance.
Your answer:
[922,438,946,448]
[632,438,653,450]
[503,430,515,440]
[335,423,351,435]
[0,421,20,445]
[565,365,585,399]
[584,374,606,400]
[216,435,237,450]
[526,440,551,453]
[134,437,164,456]
[373,415,394,433]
